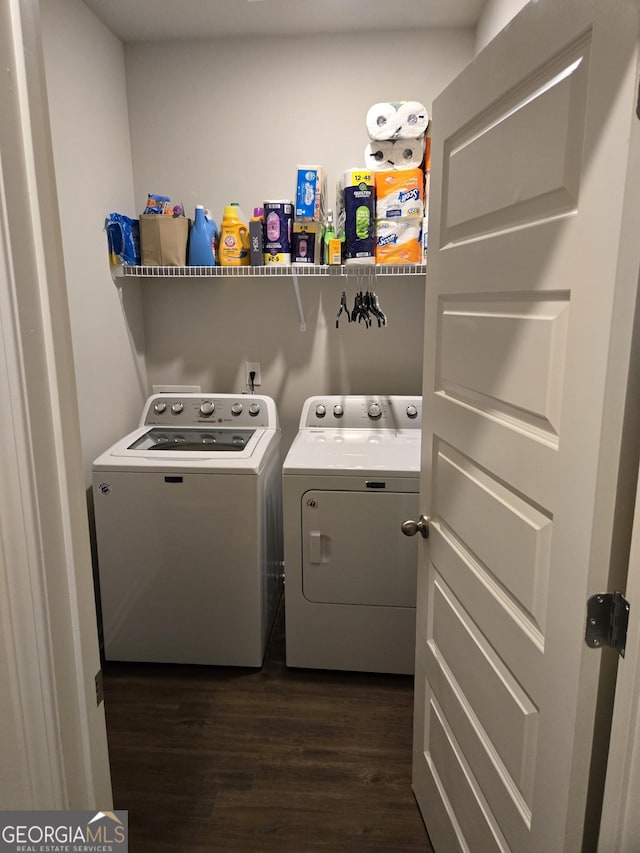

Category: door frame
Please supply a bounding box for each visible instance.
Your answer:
[0,0,112,807]
[599,468,640,851]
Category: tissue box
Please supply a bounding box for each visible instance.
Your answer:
[295,166,326,222]
[139,214,189,265]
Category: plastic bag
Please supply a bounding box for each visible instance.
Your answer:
[105,213,140,266]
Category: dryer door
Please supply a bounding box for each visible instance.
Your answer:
[301,489,419,607]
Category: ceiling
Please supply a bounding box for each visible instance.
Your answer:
[79,0,488,43]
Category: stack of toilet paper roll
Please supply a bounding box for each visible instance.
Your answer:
[361,101,431,264]
[366,101,429,140]
[365,138,426,171]
[364,101,429,171]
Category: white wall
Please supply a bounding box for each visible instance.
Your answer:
[39,0,148,483]
[125,31,473,229]
[124,30,474,447]
[474,0,530,54]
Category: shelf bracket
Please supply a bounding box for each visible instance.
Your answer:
[291,268,306,332]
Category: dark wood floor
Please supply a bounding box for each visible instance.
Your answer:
[103,598,433,852]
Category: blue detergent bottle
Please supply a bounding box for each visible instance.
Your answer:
[188,205,215,265]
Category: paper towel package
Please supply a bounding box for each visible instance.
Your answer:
[375,169,424,219]
[375,217,423,265]
[292,221,323,264]
[295,166,326,222]
[338,169,376,263]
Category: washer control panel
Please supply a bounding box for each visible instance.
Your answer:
[141,394,277,429]
[301,396,422,429]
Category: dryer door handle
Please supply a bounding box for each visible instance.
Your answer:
[309,530,323,563]
[308,531,331,563]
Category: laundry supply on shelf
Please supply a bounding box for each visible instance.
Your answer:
[219,204,250,266]
[321,208,338,265]
[375,217,423,265]
[292,221,323,264]
[365,101,429,140]
[143,193,173,214]
[263,200,293,265]
[249,208,264,266]
[188,205,216,266]
[365,137,425,171]
[295,166,326,223]
[374,168,424,219]
[105,213,140,266]
[337,170,376,265]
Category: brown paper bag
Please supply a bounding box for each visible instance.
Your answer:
[139,214,189,265]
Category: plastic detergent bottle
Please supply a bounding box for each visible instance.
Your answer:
[322,209,336,265]
[219,204,249,266]
[204,209,218,263]
[188,205,215,266]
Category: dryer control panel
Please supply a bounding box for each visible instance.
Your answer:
[299,396,422,430]
[140,393,279,429]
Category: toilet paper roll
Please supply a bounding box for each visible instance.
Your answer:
[364,141,395,171]
[396,101,429,138]
[393,137,425,169]
[366,102,402,140]
[365,137,425,171]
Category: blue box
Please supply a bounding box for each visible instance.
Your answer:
[295,166,325,222]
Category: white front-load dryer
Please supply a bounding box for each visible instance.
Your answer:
[92,393,282,667]
[283,395,421,674]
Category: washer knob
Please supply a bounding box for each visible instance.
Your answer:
[315,405,326,418]
[406,405,418,419]
[171,402,184,414]
[249,402,261,416]
[333,405,344,418]
[231,402,243,416]
[154,401,167,414]
[200,401,215,416]
[368,402,382,419]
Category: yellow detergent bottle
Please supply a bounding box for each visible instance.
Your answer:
[219,204,249,266]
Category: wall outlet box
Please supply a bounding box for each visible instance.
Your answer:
[245,362,261,387]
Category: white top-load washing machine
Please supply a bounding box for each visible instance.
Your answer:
[283,395,422,674]
[92,393,282,667]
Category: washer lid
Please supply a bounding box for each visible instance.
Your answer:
[93,425,280,472]
[283,429,421,476]
[127,427,255,452]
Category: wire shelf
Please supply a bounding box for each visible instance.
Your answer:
[116,263,426,279]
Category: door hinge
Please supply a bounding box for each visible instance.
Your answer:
[95,670,104,706]
[585,592,630,657]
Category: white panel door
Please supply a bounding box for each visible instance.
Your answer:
[413,1,640,851]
